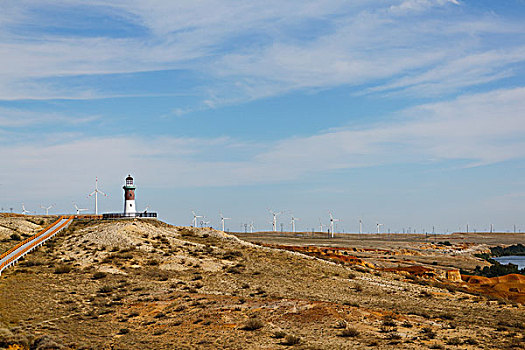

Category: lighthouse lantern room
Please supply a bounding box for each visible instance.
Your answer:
[123,175,136,215]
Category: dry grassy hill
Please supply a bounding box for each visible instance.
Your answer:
[0,217,524,349]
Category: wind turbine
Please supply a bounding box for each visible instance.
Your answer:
[201,218,210,227]
[329,212,340,238]
[220,212,231,232]
[143,205,150,213]
[268,209,284,232]
[376,223,384,234]
[359,219,363,234]
[88,177,107,215]
[290,216,299,233]
[73,203,88,215]
[21,203,32,215]
[319,218,325,233]
[40,204,54,215]
[192,211,203,227]
[249,221,255,233]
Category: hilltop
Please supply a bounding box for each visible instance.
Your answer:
[0,216,524,349]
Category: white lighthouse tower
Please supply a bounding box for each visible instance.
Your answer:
[123,175,136,216]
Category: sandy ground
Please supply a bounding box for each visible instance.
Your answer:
[0,218,523,349]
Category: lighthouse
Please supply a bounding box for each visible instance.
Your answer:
[123,175,136,215]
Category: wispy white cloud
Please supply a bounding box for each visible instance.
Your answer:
[0,107,98,128]
[0,0,522,105]
[389,0,459,15]
[2,87,524,200]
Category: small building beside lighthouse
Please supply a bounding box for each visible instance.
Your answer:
[102,174,157,219]
[123,175,136,215]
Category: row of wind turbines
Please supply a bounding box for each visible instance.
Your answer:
[21,202,91,215]
[190,208,386,235]
[19,177,108,216]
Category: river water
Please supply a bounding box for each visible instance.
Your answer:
[493,255,525,270]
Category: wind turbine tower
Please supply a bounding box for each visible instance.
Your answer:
[220,212,231,232]
[88,177,107,215]
[359,219,363,234]
[329,212,340,238]
[291,216,299,233]
[192,211,203,227]
[40,204,54,215]
[73,203,88,215]
[268,209,284,232]
[376,223,384,234]
[249,221,255,233]
[21,203,32,215]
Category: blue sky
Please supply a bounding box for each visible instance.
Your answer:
[1,0,525,233]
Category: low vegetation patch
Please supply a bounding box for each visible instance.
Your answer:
[281,334,301,346]
[241,319,264,331]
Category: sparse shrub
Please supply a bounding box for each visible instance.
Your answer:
[154,312,166,319]
[401,321,413,328]
[241,318,264,331]
[339,327,360,338]
[464,338,478,345]
[440,313,454,320]
[92,271,107,280]
[334,320,347,329]
[19,260,37,267]
[348,273,357,279]
[118,328,129,335]
[54,265,72,274]
[118,253,133,260]
[382,317,396,327]
[10,233,21,241]
[272,331,287,339]
[281,334,301,346]
[33,335,63,350]
[380,324,397,333]
[223,250,243,260]
[146,259,159,266]
[419,290,432,298]
[354,283,363,292]
[386,332,401,340]
[343,301,359,307]
[446,337,462,345]
[153,329,166,336]
[226,266,242,274]
[421,327,436,339]
[98,285,113,294]
[429,344,444,349]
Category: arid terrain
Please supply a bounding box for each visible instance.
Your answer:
[0,215,524,349]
